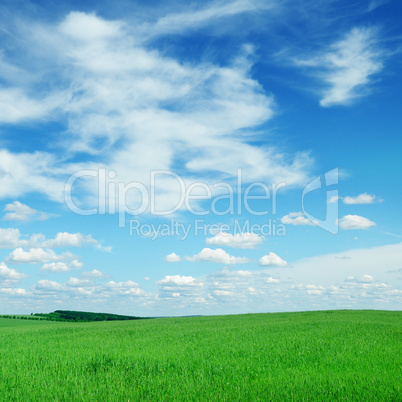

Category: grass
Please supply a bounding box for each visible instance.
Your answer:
[0,310,400,400]
[0,318,61,328]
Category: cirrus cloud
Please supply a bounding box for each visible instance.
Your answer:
[295,27,384,107]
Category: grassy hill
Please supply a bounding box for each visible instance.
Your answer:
[0,310,400,400]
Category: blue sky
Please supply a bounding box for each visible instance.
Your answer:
[0,0,401,316]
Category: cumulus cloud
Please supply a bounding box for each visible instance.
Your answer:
[66,277,93,287]
[157,275,200,287]
[40,262,71,273]
[206,232,264,249]
[186,248,250,264]
[0,228,110,251]
[41,232,111,251]
[165,253,181,263]
[104,280,144,296]
[2,243,402,314]
[82,269,107,279]
[35,279,66,292]
[338,215,376,230]
[343,193,381,204]
[345,274,375,283]
[281,212,316,226]
[0,287,30,296]
[295,27,384,106]
[156,275,203,300]
[266,277,280,283]
[292,283,326,295]
[31,277,145,298]
[6,248,76,264]
[259,252,288,267]
[3,201,48,222]
[0,228,26,249]
[40,260,82,273]
[0,262,28,280]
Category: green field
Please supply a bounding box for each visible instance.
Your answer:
[0,310,400,400]
[0,318,61,328]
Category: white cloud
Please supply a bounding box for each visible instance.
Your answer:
[338,215,376,230]
[6,248,76,264]
[266,277,280,283]
[206,232,264,249]
[366,0,389,13]
[0,88,62,124]
[346,274,375,283]
[295,27,384,106]
[0,150,65,202]
[148,0,278,38]
[40,262,71,273]
[40,260,82,273]
[0,228,25,249]
[291,243,402,286]
[66,277,93,287]
[259,252,288,267]
[327,195,340,204]
[343,193,381,204]
[3,201,48,222]
[0,287,30,296]
[82,269,106,279]
[35,279,66,292]
[281,212,316,226]
[59,11,123,41]
[186,248,250,264]
[41,232,111,251]
[2,243,402,315]
[0,228,110,251]
[0,10,313,210]
[104,280,144,296]
[0,262,28,280]
[157,275,199,287]
[156,275,203,300]
[165,253,181,263]
[31,277,145,298]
